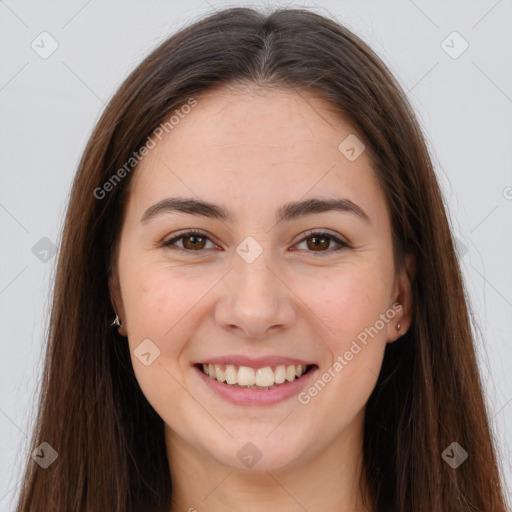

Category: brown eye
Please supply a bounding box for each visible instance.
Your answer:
[306,234,330,251]
[163,230,215,252]
[182,234,206,250]
[294,230,349,254]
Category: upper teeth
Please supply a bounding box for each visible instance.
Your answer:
[201,363,307,387]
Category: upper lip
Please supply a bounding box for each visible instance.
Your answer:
[193,355,315,368]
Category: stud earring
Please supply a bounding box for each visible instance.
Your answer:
[111,314,123,328]
[396,323,401,331]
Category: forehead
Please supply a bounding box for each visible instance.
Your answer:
[126,84,387,226]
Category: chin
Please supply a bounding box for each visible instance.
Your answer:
[207,432,306,473]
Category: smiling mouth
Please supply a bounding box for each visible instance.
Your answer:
[195,363,316,390]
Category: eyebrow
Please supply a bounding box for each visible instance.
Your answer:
[140,196,370,225]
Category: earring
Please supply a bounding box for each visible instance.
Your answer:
[111,314,123,328]
[396,323,401,331]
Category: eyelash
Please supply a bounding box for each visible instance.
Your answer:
[161,228,350,255]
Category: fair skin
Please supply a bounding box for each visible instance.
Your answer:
[110,83,413,512]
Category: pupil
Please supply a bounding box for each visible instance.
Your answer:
[187,235,203,249]
[310,235,328,250]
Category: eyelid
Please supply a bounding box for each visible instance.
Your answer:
[162,228,218,251]
[164,228,210,241]
[295,228,350,246]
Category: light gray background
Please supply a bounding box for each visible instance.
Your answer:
[1,0,511,509]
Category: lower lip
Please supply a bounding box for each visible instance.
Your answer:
[193,365,318,406]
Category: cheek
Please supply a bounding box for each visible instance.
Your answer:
[122,267,221,376]
[289,269,391,441]
[124,271,193,343]
[293,263,391,342]
[295,263,391,398]
[121,271,198,415]
[297,292,388,427]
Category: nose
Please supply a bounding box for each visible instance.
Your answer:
[214,251,296,339]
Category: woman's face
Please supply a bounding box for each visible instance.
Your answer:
[110,84,411,472]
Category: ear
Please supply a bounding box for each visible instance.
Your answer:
[387,253,415,343]
[108,271,128,337]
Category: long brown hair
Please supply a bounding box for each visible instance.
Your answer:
[15,7,509,512]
